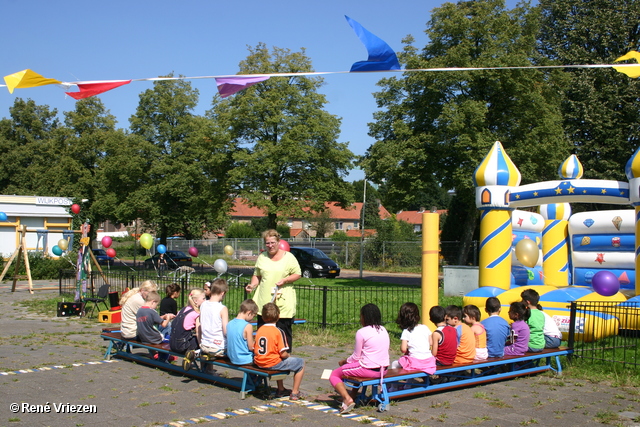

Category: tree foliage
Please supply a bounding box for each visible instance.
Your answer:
[129,78,234,240]
[538,0,640,181]
[207,44,355,229]
[363,0,570,261]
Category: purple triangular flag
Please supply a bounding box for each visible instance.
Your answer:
[215,76,270,98]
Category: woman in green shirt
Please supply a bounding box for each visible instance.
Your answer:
[246,229,301,351]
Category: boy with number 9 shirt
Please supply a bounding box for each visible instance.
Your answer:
[254,303,305,400]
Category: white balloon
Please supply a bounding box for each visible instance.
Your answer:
[213,258,228,274]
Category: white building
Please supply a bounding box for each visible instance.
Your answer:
[0,195,73,258]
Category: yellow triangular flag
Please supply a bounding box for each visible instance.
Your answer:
[612,51,640,78]
[3,69,62,94]
[614,50,640,62]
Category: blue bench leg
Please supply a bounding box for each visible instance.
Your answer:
[103,341,114,360]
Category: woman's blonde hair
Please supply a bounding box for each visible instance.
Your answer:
[187,288,205,314]
[262,229,280,242]
[119,280,158,306]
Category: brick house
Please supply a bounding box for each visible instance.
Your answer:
[230,198,391,238]
[396,208,448,233]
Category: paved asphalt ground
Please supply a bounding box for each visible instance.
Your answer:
[0,279,639,427]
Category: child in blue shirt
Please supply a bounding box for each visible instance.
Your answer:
[227,299,259,365]
[481,297,510,358]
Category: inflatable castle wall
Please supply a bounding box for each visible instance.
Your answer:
[463,142,640,340]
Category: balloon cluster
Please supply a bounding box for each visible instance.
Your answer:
[101,236,116,258]
[187,246,227,274]
[52,238,69,256]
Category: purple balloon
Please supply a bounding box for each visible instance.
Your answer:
[592,271,620,297]
[188,246,199,257]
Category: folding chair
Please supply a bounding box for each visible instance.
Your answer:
[84,284,110,318]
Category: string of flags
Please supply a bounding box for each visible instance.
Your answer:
[3,16,640,101]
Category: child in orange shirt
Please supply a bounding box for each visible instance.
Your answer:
[463,305,488,361]
[445,305,476,364]
[254,303,305,400]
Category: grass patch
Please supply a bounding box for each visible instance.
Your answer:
[564,358,640,386]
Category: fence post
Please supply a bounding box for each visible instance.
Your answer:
[568,301,576,361]
[382,241,386,268]
[322,286,328,329]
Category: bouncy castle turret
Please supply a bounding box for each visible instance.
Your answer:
[474,141,521,290]
[538,155,580,288]
[625,147,640,296]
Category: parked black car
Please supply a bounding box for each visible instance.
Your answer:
[144,251,193,269]
[289,247,340,278]
[92,249,115,267]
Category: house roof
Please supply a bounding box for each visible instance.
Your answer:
[396,209,448,225]
[345,229,376,238]
[231,198,392,221]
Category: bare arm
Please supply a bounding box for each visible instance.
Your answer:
[244,323,255,351]
[221,307,229,336]
[246,275,261,292]
[400,339,409,355]
[431,330,441,357]
[275,273,301,287]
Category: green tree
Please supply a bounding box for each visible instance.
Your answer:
[207,44,355,229]
[225,222,259,238]
[129,77,234,241]
[362,0,569,264]
[538,0,640,181]
[310,209,335,238]
[0,98,61,194]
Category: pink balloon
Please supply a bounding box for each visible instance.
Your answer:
[592,271,620,297]
[188,246,199,257]
[278,240,290,252]
[101,236,113,248]
[106,248,116,258]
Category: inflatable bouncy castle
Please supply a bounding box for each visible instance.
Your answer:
[463,142,640,341]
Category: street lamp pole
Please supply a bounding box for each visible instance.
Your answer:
[359,178,366,279]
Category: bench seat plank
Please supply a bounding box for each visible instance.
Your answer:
[100,329,290,399]
[342,347,572,412]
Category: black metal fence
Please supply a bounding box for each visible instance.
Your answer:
[59,270,421,329]
[568,301,640,368]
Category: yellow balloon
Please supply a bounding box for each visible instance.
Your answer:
[224,245,234,256]
[139,233,154,250]
[515,239,539,268]
[58,239,69,251]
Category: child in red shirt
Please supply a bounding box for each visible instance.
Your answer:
[429,306,456,366]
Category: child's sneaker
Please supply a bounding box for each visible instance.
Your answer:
[289,392,306,401]
[182,350,196,371]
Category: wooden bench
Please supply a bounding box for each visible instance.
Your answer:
[100,329,290,399]
[343,347,573,412]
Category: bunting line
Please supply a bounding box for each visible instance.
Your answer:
[2,63,638,91]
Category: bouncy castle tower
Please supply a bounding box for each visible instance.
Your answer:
[465,142,640,339]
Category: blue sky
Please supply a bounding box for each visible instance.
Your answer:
[0,0,518,182]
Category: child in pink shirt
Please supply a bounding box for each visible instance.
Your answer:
[329,303,390,414]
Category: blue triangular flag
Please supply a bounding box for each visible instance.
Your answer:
[345,15,401,72]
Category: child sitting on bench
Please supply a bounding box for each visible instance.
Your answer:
[227,299,259,365]
[135,291,175,362]
[329,303,389,414]
[254,303,306,401]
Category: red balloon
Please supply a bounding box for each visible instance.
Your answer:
[188,246,199,257]
[106,248,116,258]
[278,240,290,252]
[101,236,113,248]
[71,204,81,214]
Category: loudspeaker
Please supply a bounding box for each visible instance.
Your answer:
[57,302,84,317]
